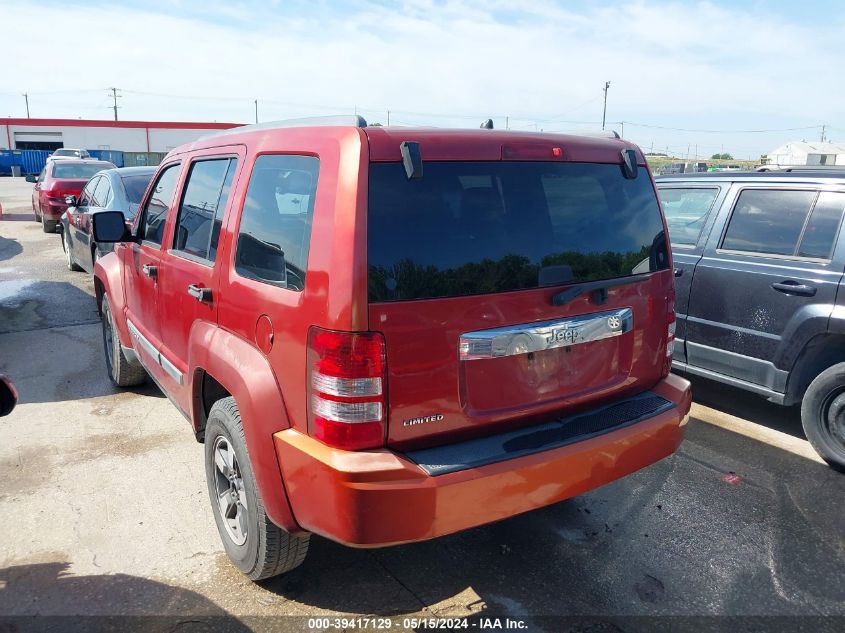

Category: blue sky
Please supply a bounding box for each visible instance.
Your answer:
[1,0,843,158]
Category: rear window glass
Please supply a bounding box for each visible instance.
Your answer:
[52,163,110,179]
[367,161,668,302]
[121,174,154,204]
[658,187,720,246]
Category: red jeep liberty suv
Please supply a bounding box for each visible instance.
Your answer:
[91,116,691,580]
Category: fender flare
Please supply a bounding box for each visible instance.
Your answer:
[93,251,132,348]
[188,321,302,534]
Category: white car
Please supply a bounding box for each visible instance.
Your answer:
[46,148,91,162]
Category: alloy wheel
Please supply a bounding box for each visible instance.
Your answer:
[212,436,248,546]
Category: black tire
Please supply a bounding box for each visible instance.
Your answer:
[801,362,845,472]
[205,397,310,581]
[101,294,146,387]
[62,231,83,272]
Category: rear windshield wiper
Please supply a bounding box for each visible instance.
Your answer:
[552,275,646,306]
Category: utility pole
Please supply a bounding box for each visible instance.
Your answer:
[387,110,391,125]
[821,125,826,142]
[620,121,624,137]
[22,93,30,118]
[254,99,258,124]
[601,81,611,130]
[506,116,509,130]
[109,87,121,121]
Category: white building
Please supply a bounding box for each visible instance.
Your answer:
[765,141,845,167]
[1,117,240,152]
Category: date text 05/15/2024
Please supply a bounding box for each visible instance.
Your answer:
[306,617,529,630]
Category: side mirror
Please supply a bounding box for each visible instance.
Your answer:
[65,195,78,207]
[0,375,18,417]
[93,210,132,243]
[25,174,36,183]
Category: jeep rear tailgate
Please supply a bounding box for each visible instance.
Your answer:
[366,158,674,451]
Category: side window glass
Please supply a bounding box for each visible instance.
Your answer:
[798,192,845,259]
[721,189,816,256]
[209,161,236,262]
[173,158,236,261]
[37,168,46,183]
[657,187,720,246]
[80,177,99,207]
[102,178,114,207]
[91,177,111,208]
[140,164,181,246]
[235,155,319,291]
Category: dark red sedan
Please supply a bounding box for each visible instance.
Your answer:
[27,159,115,233]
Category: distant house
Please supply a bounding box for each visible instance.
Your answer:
[765,141,845,166]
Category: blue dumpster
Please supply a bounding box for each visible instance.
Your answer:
[87,149,124,167]
[20,150,51,175]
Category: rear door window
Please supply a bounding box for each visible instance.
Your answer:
[657,187,720,246]
[797,192,845,259]
[79,177,99,207]
[367,161,668,302]
[172,158,236,262]
[720,189,841,258]
[91,176,112,208]
[234,154,319,291]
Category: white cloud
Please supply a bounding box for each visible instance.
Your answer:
[1,0,843,156]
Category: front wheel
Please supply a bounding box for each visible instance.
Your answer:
[101,294,146,387]
[801,363,845,472]
[205,397,310,580]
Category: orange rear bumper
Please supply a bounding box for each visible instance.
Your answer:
[274,374,691,547]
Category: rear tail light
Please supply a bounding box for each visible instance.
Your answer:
[663,289,677,377]
[307,327,387,450]
[47,187,75,201]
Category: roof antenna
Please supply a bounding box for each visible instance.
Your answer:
[480,119,494,129]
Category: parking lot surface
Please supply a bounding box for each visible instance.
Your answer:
[0,177,843,631]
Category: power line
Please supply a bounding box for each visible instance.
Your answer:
[621,121,822,134]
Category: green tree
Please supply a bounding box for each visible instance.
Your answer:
[711,152,733,160]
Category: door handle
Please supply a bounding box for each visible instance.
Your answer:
[187,284,212,303]
[674,268,684,277]
[771,281,816,297]
[142,264,157,279]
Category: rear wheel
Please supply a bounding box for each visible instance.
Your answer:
[42,214,58,233]
[62,231,82,272]
[101,294,146,387]
[205,397,310,580]
[801,363,845,472]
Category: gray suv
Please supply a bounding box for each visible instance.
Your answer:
[656,170,845,470]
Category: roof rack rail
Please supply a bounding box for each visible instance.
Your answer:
[200,115,367,140]
[569,129,621,139]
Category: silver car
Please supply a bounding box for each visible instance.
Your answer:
[60,166,156,273]
[47,148,91,162]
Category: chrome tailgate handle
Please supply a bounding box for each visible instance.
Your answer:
[459,308,633,360]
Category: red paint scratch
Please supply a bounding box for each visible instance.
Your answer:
[721,473,744,485]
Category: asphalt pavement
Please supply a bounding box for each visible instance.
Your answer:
[0,176,842,633]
